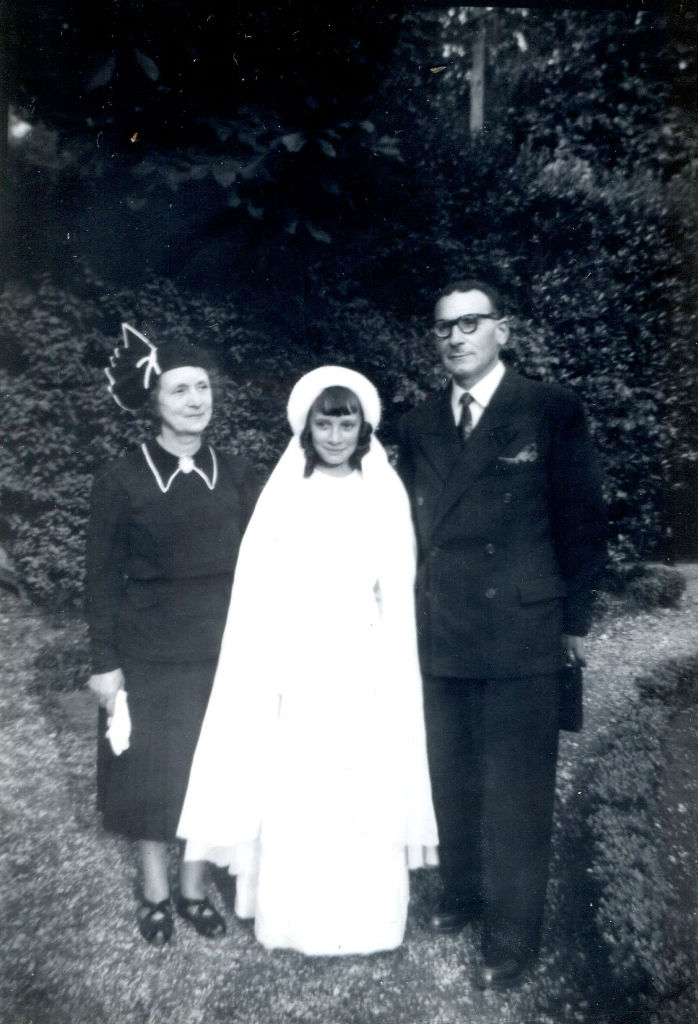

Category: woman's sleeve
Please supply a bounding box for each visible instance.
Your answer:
[84,467,128,673]
[241,460,262,528]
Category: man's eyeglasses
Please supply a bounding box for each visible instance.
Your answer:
[432,313,501,339]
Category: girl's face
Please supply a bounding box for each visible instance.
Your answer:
[155,366,212,439]
[310,409,361,474]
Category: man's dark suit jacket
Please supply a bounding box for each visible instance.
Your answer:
[397,368,608,679]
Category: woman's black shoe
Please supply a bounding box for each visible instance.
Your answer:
[176,895,227,938]
[137,898,173,946]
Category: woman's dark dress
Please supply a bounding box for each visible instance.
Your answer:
[85,440,258,840]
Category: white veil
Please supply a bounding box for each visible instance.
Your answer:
[178,367,438,863]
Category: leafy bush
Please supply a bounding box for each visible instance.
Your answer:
[308,130,696,566]
[31,616,91,694]
[5,10,696,591]
[582,657,698,1000]
[602,563,687,612]
[0,271,296,606]
[426,148,695,564]
[1,257,694,608]
[338,11,697,564]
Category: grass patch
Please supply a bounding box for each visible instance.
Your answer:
[2,581,696,1023]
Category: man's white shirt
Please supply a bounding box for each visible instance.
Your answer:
[450,360,506,430]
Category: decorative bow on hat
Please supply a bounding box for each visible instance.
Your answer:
[106,323,215,412]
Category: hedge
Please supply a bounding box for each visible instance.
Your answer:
[0,231,694,607]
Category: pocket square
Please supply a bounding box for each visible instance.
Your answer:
[498,443,538,464]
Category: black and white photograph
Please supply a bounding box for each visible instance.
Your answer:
[1,2,696,1022]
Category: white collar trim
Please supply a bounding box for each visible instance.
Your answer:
[141,442,218,493]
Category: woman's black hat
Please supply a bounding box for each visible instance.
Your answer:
[106,323,216,412]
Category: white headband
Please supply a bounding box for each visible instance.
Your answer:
[286,366,382,436]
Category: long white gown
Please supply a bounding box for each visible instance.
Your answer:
[178,440,438,956]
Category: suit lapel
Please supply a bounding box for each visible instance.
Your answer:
[431,370,521,528]
[414,390,461,484]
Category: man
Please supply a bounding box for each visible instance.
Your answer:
[397,280,607,989]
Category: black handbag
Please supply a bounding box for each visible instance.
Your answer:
[559,663,583,732]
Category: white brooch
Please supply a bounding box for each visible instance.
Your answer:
[498,443,538,464]
[141,443,218,492]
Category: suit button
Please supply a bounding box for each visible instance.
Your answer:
[416,496,425,507]
[485,587,497,599]
[485,543,495,555]
[503,492,512,503]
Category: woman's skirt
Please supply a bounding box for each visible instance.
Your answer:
[97,656,217,841]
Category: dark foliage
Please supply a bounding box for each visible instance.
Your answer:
[0,270,295,605]
[31,619,91,695]
[546,652,698,1020]
[583,657,698,1002]
[6,1,406,245]
[1,265,694,608]
[2,9,697,600]
[603,563,687,611]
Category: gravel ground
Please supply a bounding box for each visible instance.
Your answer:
[1,574,696,1024]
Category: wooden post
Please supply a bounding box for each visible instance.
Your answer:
[470,17,485,135]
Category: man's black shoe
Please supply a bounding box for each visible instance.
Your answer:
[472,955,532,991]
[428,897,480,934]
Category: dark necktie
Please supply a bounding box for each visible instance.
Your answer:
[459,392,475,442]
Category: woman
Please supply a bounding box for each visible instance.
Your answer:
[178,366,438,956]
[85,324,258,946]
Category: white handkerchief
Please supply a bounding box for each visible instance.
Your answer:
[106,690,131,755]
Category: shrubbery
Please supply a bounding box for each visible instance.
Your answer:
[416,147,696,565]
[0,239,695,607]
[545,650,696,1021]
[311,130,696,568]
[30,615,91,696]
[582,657,697,1001]
[0,272,295,606]
[4,12,696,606]
[602,562,687,612]
[0,268,443,606]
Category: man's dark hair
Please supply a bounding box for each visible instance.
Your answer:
[300,386,373,477]
[436,279,506,317]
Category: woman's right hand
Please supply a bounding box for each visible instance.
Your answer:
[87,668,125,716]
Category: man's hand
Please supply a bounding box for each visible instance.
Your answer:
[87,668,125,716]
[562,634,586,666]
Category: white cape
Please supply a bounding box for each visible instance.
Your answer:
[178,436,438,955]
